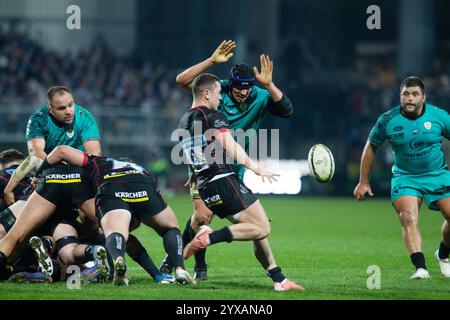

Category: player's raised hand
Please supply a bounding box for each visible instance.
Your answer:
[255,166,280,183]
[353,182,374,201]
[210,40,236,64]
[253,54,273,87]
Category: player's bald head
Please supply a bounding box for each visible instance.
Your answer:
[47,86,72,103]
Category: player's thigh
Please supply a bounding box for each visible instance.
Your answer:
[8,201,25,218]
[77,198,97,224]
[53,222,78,240]
[434,197,450,220]
[235,200,271,233]
[8,192,57,241]
[101,209,132,239]
[141,206,179,236]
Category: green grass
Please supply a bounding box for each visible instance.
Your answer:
[0,195,449,300]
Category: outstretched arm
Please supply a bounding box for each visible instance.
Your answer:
[254,54,293,117]
[35,145,87,177]
[214,130,279,183]
[353,141,377,201]
[176,40,236,91]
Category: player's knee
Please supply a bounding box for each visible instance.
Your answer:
[398,210,417,226]
[261,225,271,239]
[256,222,271,240]
[55,236,79,265]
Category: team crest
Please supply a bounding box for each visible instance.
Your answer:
[424,122,432,130]
[66,130,74,138]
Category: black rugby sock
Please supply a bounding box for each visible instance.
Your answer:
[127,234,160,278]
[163,228,184,269]
[208,227,233,245]
[410,252,427,270]
[84,245,96,261]
[438,241,450,260]
[194,249,207,270]
[181,217,196,248]
[267,266,286,283]
[105,232,127,262]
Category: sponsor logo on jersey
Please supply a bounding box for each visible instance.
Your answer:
[409,138,425,150]
[104,170,141,179]
[390,133,404,139]
[115,191,149,202]
[214,120,227,128]
[424,122,432,130]
[393,126,403,132]
[45,173,81,183]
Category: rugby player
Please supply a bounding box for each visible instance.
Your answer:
[179,73,303,291]
[161,40,294,280]
[33,146,194,286]
[4,86,101,205]
[354,76,450,279]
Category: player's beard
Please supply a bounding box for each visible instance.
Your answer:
[401,101,423,117]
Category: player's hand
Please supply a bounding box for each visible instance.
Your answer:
[31,176,39,188]
[253,54,273,87]
[210,40,236,64]
[353,182,374,201]
[4,185,15,206]
[254,166,279,183]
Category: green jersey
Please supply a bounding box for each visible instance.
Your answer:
[219,80,271,132]
[218,80,272,178]
[369,103,450,176]
[25,104,100,154]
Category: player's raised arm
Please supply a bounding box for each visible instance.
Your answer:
[254,54,293,118]
[176,40,236,91]
[214,130,279,183]
[353,141,377,201]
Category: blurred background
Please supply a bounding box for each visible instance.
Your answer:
[1,0,450,197]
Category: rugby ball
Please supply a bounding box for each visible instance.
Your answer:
[307,144,335,183]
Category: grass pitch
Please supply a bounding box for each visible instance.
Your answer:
[0,195,448,300]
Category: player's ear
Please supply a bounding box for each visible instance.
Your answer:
[47,101,54,114]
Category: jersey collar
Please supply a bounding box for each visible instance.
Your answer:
[400,103,426,120]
